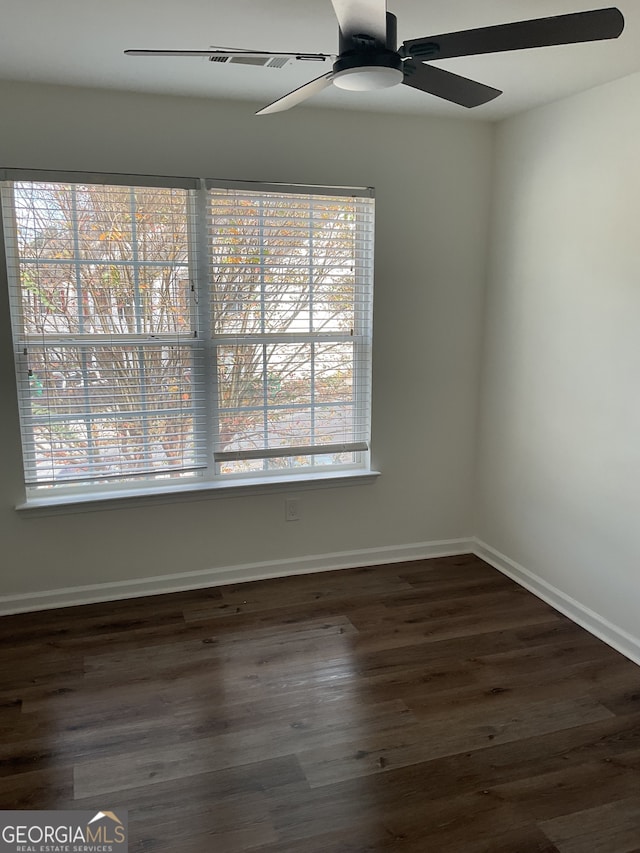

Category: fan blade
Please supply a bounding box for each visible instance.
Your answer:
[125,49,331,61]
[330,0,387,44]
[256,72,335,115]
[402,60,501,108]
[402,7,625,61]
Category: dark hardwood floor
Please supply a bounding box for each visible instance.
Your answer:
[1,554,639,852]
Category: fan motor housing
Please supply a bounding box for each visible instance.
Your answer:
[332,50,403,90]
[332,49,402,77]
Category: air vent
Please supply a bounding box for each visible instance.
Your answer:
[229,56,270,67]
[208,55,229,63]
[225,56,290,69]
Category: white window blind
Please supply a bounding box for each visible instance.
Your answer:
[1,171,374,500]
[208,187,373,474]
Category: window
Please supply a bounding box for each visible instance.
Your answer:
[1,170,374,504]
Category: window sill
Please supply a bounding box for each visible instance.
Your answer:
[16,469,381,515]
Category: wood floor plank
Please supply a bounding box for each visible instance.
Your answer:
[266,712,640,825]
[262,782,558,852]
[398,649,638,724]
[395,554,500,584]
[0,766,74,808]
[132,790,278,853]
[486,759,640,822]
[73,698,414,798]
[82,614,358,680]
[252,824,562,853]
[184,567,413,622]
[339,620,581,690]
[597,678,640,717]
[296,696,614,788]
[539,797,640,852]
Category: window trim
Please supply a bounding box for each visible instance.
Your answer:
[1,168,376,508]
[15,470,381,515]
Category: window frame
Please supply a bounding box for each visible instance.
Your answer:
[1,169,377,510]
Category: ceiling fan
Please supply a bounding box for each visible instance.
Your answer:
[125,1,625,115]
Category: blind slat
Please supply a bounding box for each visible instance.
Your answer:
[215,442,368,463]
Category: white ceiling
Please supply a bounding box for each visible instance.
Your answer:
[0,0,637,120]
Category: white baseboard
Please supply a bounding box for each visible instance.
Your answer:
[473,539,640,667]
[0,538,474,616]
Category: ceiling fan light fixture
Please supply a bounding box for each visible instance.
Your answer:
[126,4,626,114]
[333,64,403,91]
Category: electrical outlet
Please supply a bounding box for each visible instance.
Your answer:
[285,498,300,522]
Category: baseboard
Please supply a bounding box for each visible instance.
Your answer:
[0,537,474,616]
[473,539,640,667]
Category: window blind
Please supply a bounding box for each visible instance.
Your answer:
[1,171,375,498]
[207,187,374,473]
[1,180,205,487]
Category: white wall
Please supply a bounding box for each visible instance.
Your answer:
[0,81,493,602]
[476,71,640,651]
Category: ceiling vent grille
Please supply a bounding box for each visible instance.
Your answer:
[223,56,290,69]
